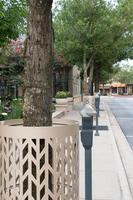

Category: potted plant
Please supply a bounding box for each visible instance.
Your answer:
[55,91,68,105]
[66,91,73,102]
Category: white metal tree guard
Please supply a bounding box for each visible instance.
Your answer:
[0,119,79,200]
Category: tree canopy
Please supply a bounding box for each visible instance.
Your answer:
[112,64,133,84]
[0,0,26,46]
[54,0,133,92]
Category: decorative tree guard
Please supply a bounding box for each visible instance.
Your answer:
[0,119,79,200]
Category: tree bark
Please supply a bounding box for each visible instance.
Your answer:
[94,69,99,93]
[80,76,84,102]
[88,61,94,95]
[103,83,105,95]
[95,80,99,93]
[23,0,53,126]
[83,51,88,95]
[83,53,94,95]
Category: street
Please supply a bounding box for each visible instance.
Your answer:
[107,96,133,150]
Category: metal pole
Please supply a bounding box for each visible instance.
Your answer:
[95,94,100,136]
[85,148,92,200]
[80,111,94,200]
[95,112,99,136]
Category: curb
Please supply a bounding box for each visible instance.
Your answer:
[104,101,133,200]
[52,110,65,118]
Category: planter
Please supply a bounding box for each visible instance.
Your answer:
[0,119,79,200]
[67,97,73,102]
[55,104,69,112]
[56,98,68,105]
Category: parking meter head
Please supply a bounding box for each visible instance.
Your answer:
[80,114,94,149]
[81,130,93,149]
[80,104,96,117]
[95,93,100,98]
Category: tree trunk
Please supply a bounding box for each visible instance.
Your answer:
[94,69,99,93]
[90,81,94,95]
[83,51,88,95]
[95,80,99,93]
[88,61,94,95]
[23,0,53,126]
[83,53,95,96]
[103,83,105,95]
[80,77,84,102]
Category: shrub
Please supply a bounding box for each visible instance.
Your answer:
[66,91,72,97]
[11,100,23,119]
[55,91,68,98]
[0,99,23,120]
[0,113,6,121]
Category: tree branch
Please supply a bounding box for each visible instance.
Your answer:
[86,53,95,71]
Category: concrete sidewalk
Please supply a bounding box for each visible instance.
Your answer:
[61,98,133,200]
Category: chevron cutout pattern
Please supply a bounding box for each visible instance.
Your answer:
[0,132,79,200]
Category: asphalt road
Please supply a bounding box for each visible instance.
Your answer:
[107,96,133,150]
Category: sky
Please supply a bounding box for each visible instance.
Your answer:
[117,59,133,68]
[52,0,58,9]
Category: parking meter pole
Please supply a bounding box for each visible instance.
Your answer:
[95,94,100,136]
[85,148,92,200]
[95,112,99,136]
[98,94,100,117]
[80,104,96,200]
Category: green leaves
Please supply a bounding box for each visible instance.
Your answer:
[54,0,133,84]
[113,66,133,84]
[0,0,26,46]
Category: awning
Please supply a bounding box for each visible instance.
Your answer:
[111,83,127,87]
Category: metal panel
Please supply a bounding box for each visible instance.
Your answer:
[0,120,79,200]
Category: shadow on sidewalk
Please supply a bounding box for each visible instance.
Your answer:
[79,125,109,131]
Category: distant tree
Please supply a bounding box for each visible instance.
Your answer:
[0,0,26,46]
[113,67,133,84]
[54,0,133,94]
[0,39,25,97]
[0,0,26,91]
